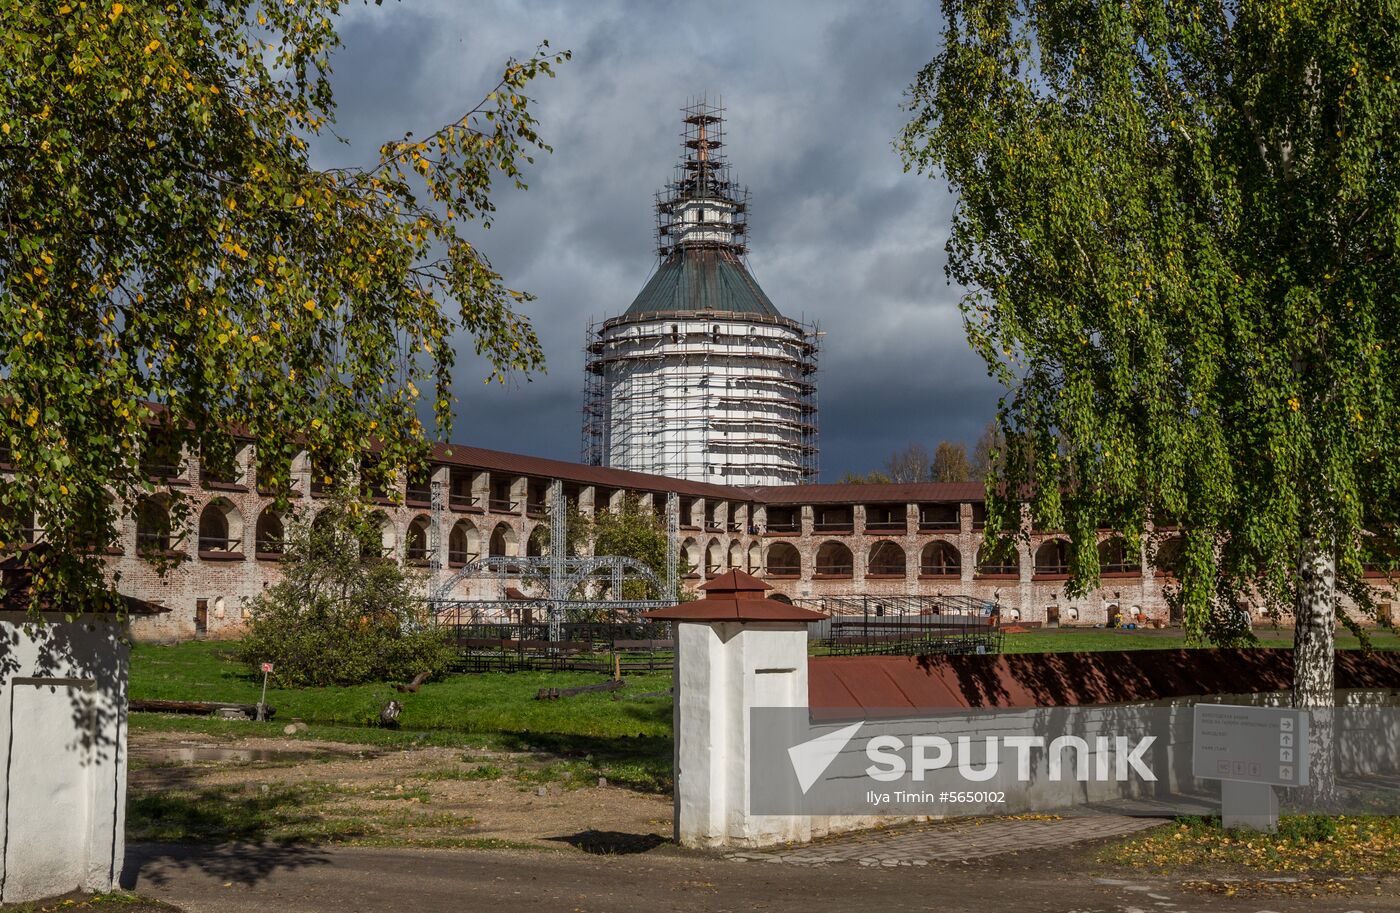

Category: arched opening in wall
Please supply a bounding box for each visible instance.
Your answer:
[405,515,432,565]
[1033,539,1071,577]
[197,498,244,555]
[255,508,285,557]
[770,593,794,605]
[920,541,961,577]
[1099,536,1140,575]
[448,520,479,567]
[489,522,518,558]
[680,537,701,577]
[135,496,174,557]
[815,541,854,577]
[59,491,115,552]
[728,541,743,572]
[360,511,394,561]
[1151,535,1185,578]
[311,508,336,534]
[765,542,800,578]
[867,541,906,577]
[747,542,762,574]
[705,538,723,576]
[526,525,547,558]
[975,538,1020,578]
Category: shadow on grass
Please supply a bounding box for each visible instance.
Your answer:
[125,783,359,843]
[547,830,668,855]
[488,731,674,793]
[122,783,351,888]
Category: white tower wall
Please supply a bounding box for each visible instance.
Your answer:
[596,314,816,487]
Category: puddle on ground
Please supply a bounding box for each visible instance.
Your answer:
[137,747,324,765]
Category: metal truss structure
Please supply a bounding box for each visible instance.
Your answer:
[428,481,681,642]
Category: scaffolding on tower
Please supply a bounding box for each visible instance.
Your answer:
[581,98,820,487]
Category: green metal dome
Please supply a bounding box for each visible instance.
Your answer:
[623,247,782,319]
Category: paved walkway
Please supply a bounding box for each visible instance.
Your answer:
[726,814,1166,866]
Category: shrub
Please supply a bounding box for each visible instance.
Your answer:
[236,496,455,687]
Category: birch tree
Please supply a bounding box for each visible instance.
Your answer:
[901,0,1400,796]
[0,2,567,612]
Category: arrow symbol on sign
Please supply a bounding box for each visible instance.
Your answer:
[787,721,864,794]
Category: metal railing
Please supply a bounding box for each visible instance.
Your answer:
[799,594,1003,657]
[431,600,675,673]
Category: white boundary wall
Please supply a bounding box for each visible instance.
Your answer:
[671,617,1400,849]
[0,612,128,903]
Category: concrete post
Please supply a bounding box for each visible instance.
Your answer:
[644,571,826,849]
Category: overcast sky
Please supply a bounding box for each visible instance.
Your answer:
[316,0,1001,481]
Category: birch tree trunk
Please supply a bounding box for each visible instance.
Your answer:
[1293,538,1337,806]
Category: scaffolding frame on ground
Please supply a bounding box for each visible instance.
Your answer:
[797,594,1004,657]
[430,599,674,673]
[427,481,681,650]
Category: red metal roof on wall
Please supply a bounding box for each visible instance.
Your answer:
[427,444,991,507]
[808,649,1400,715]
[750,482,987,505]
[428,442,747,500]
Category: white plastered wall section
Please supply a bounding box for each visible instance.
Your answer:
[0,612,128,903]
[673,619,811,848]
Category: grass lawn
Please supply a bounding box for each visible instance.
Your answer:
[131,640,671,739]
[0,893,178,912]
[130,641,674,788]
[1001,626,1400,654]
[1101,814,1400,876]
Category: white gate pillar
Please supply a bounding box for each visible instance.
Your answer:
[644,571,826,848]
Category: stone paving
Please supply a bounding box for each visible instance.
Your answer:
[727,814,1167,866]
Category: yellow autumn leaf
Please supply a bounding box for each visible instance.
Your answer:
[25,407,38,427]
[303,299,316,311]
[110,2,123,21]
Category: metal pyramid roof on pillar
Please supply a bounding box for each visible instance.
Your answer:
[698,569,773,597]
[623,248,782,319]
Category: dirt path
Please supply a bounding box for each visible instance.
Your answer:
[124,841,1400,913]
[129,729,672,849]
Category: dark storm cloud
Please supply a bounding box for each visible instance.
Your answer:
[315,0,1002,479]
